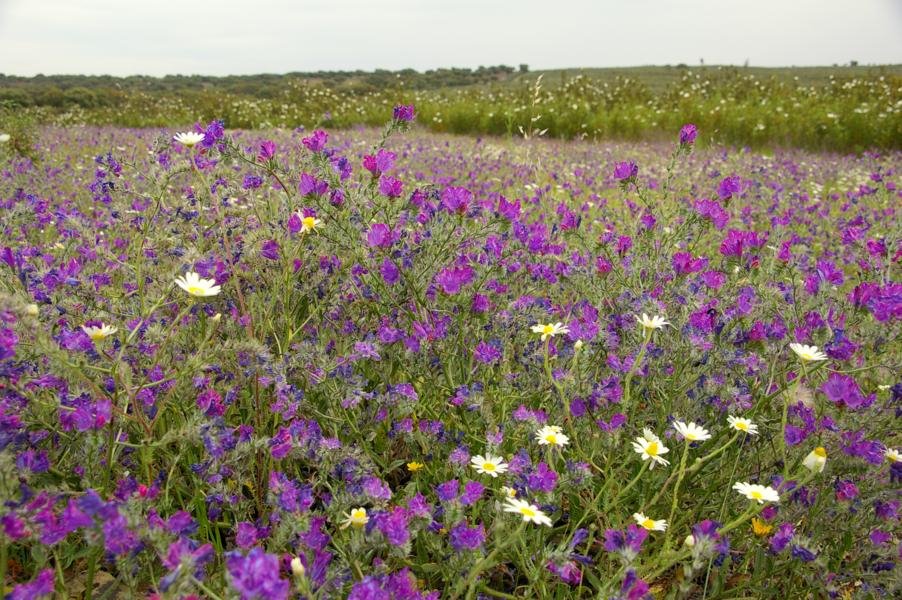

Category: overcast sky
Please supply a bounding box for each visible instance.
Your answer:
[0,0,899,76]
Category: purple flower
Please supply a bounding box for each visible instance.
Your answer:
[299,172,328,197]
[604,524,647,561]
[440,186,473,214]
[679,123,698,145]
[380,258,400,285]
[302,130,328,152]
[393,104,416,122]
[436,479,460,502]
[613,161,639,182]
[366,223,393,248]
[460,480,485,505]
[257,140,276,161]
[791,544,817,562]
[8,569,54,600]
[435,265,474,294]
[527,462,558,493]
[474,340,502,364]
[363,149,396,175]
[379,175,404,198]
[261,239,280,261]
[620,570,651,600]
[449,521,486,552]
[717,175,741,200]
[226,547,290,600]
[770,523,795,553]
[835,479,859,502]
[693,198,730,229]
[376,506,410,545]
[821,372,873,410]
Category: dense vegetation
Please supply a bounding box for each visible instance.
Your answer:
[2,65,900,152]
[0,108,899,598]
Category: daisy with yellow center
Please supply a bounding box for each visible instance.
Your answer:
[503,498,552,526]
[788,343,828,362]
[530,322,569,341]
[175,272,221,297]
[500,486,517,498]
[727,416,759,435]
[299,214,323,234]
[633,512,668,531]
[885,448,900,463]
[470,454,508,478]
[636,313,669,330]
[340,507,369,529]
[673,420,711,442]
[751,518,773,536]
[173,131,206,147]
[81,323,118,342]
[733,482,780,504]
[631,428,670,468]
[407,461,425,473]
[535,425,569,448]
[802,447,827,473]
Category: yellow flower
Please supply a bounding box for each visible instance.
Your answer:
[407,461,425,473]
[470,454,509,477]
[340,507,369,529]
[299,214,322,234]
[751,518,773,536]
[727,415,759,435]
[631,428,670,469]
[503,498,552,526]
[633,512,668,531]
[535,425,569,448]
[788,343,827,362]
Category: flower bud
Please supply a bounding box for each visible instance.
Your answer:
[290,556,305,578]
[802,447,827,473]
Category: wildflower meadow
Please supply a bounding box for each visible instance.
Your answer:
[0,108,899,599]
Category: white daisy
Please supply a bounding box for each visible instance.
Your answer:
[733,482,780,504]
[530,322,569,341]
[340,507,369,529]
[175,272,221,297]
[637,313,669,330]
[173,131,206,147]
[885,448,901,463]
[633,512,668,531]
[631,428,670,468]
[470,454,509,478]
[727,416,759,435]
[535,425,569,448]
[802,447,827,473]
[788,343,828,362]
[81,323,118,342]
[503,498,552,526]
[673,420,711,442]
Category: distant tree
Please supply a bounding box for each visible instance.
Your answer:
[850,60,858,67]
[519,64,529,73]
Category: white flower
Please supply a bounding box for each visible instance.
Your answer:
[633,512,668,531]
[340,507,369,529]
[637,313,669,330]
[175,272,221,297]
[727,416,759,435]
[503,498,552,526]
[802,447,827,473]
[297,213,322,234]
[81,323,118,341]
[290,556,305,578]
[535,425,569,448]
[733,482,780,504]
[470,454,509,478]
[573,339,584,351]
[684,534,696,547]
[173,131,206,147]
[673,420,711,442]
[885,448,901,463]
[0,133,10,143]
[789,343,828,362]
[500,486,517,498]
[631,428,670,468]
[25,304,39,316]
[530,322,569,341]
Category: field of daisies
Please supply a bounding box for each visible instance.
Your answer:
[0,108,899,599]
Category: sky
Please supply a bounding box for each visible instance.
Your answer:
[0,0,900,77]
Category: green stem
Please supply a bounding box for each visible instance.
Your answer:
[663,442,691,550]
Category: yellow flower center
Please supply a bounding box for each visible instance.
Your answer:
[544,434,558,445]
[88,331,106,341]
[750,490,763,500]
[519,507,536,518]
[482,462,496,472]
[187,285,206,295]
[814,447,827,458]
[541,325,555,335]
[646,442,659,456]
[735,422,749,431]
[641,519,655,529]
[302,216,317,229]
